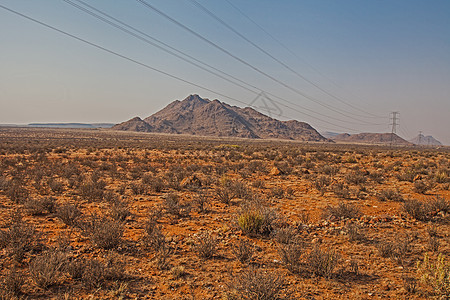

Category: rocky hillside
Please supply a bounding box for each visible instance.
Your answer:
[332,132,412,145]
[113,94,328,142]
[409,133,442,146]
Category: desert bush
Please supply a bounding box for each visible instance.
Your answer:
[322,202,361,220]
[155,244,172,270]
[331,182,351,199]
[274,226,300,245]
[313,175,331,195]
[216,186,234,205]
[417,253,450,297]
[403,199,431,221]
[66,257,86,279]
[306,245,340,278]
[237,203,279,237]
[5,181,29,204]
[108,198,131,222]
[81,258,107,289]
[56,203,82,226]
[231,238,254,264]
[344,171,367,185]
[397,168,417,182]
[163,192,190,218]
[376,233,415,263]
[369,171,384,184]
[79,178,106,201]
[226,267,286,300]
[143,219,166,251]
[192,231,217,259]
[0,219,40,262]
[377,189,404,202]
[24,197,57,216]
[345,223,366,242]
[29,249,66,289]
[0,268,25,298]
[414,180,430,194]
[143,174,165,193]
[192,190,210,213]
[81,214,124,249]
[428,196,450,214]
[278,241,304,274]
[270,186,285,199]
[130,182,146,195]
[48,178,64,193]
[402,275,417,294]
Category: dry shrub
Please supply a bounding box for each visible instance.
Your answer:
[29,249,66,289]
[24,197,57,216]
[226,267,287,300]
[0,268,25,298]
[306,245,340,278]
[5,181,29,204]
[163,193,191,218]
[278,241,304,274]
[417,253,450,297]
[322,202,361,220]
[403,199,431,221]
[56,203,82,227]
[81,214,124,249]
[143,219,166,251]
[414,180,430,194]
[332,182,351,199]
[237,202,279,237]
[79,178,106,201]
[345,223,366,242]
[231,238,254,264]
[377,189,404,202]
[192,190,210,213]
[192,231,217,259]
[108,197,131,222]
[0,219,40,262]
[313,175,331,195]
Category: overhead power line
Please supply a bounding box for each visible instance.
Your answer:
[0,3,362,132]
[189,0,384,120]
[62,0,383,128]
[224,0,385,119]
[135,0,382,126]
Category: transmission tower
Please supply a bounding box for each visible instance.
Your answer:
[389,111,399,146]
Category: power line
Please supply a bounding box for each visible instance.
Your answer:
[61,0,384,128]
[135,0,383,126]
[224,0,385,119]
[189,0,384,120]
[0,3,360,132]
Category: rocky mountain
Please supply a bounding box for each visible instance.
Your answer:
[332,132,412,145]
[409,134,442,146]
[113,94,328,142]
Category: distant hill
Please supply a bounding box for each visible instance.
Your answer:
[332,132,412,145]
[409,134,442,146]
[113,94,328,142]
[28,123,114,129]
[322,131,341,139]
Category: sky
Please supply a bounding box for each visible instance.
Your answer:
[1,0,449,144]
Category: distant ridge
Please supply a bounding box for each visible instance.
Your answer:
[332,132,412,145]
[409,133,442,146]
[28,123,114,129]
[113,94,328,142]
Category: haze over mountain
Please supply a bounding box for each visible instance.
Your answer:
[332,132,412,145]
[113,94,328,142]
[409,134,442,146]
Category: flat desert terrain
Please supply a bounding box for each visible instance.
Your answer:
[0,128,449,299]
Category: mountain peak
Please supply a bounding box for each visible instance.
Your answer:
[114,95,328,142]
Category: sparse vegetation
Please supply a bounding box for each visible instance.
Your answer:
[0,128,448,299]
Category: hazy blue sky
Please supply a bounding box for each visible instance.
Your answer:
[1,1,449,144]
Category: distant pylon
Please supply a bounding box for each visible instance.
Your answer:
[390,111,399,146]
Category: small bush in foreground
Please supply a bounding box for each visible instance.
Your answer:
[417,253,450,297]
[322,202,361,220]
[231,238,254,264]
[192,231,217,259]
[226,267,287,300]
[306,245,340,278]
[29,249,66,289]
